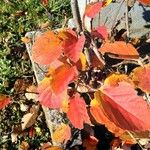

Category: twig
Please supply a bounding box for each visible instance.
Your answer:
[112,60,140,67]
[91,39,105,66]
[125,0,130,38]
[70,0,82,32]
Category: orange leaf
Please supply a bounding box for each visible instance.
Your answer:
[90,94,125,136]
[84,2,103,18]
[53,123,71,144]
[32,31,62,65]
[100,41,139,59]
[92,25,108,40]
[37,77,63,108]
[138,0,150,5]
[0,94,11,109]
[58,30,85,62]
[100,81,150,131]
[41,143,62,150]
[130,65,150,93]
[67,94,91,129]
[51,64,77,95]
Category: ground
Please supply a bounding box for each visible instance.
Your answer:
[0,0,71,149]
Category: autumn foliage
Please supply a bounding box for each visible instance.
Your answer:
[2,0,150,149]
[31,0,150,147]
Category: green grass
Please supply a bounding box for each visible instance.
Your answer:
[0,0,71,94]
[0,0,72,149]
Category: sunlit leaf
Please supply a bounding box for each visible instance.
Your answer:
[51,64,77,95]
[100,41,139,59]
[103,0,113,6]
[37,77,63,108]
[100,81,150,131]
[32,31,62,65]
[53,123,71,144]
[84,2,103,18]
[76,52,88,71]
[90,95,125,136]
[138,0,150,5]
[67,94,91,129]
[130,65,150,93]
[58,30,85,62]
[104,73,133,86]
[0,94,11,109]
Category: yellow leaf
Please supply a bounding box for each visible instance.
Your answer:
[53,123,71,144]
[103,0,112,6]
[104,73,133,86]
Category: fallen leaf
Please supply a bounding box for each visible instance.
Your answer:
[41,143,62,150]
[100,41,139,59]
[14,79,30,93]
[53,123,71,144]
[21,105,39,130]
[130,65,150,93]
[100,81,150,131]
[84,2,103,18]
[67,94,91,129]
[0,94,11,109]
[19,141,29,150]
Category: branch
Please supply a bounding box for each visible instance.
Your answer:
[70,0,82,32]
[125,0,130,38]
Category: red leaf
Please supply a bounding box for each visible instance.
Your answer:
[32,31,62,65]
[130,65,150,93]
[37,78,62,108]
[138,0,150,5]
[51,64,77,95]
[0,95,11,109]
[58,30,85,62]
[100,41,139,59]
[92,25,108,39]
[100,81,150,131]
[84,2,103,18]
[67,94,91,129]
